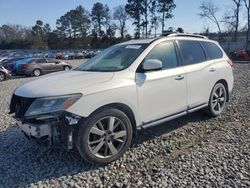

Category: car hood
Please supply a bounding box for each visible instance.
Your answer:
[15,71,114,98]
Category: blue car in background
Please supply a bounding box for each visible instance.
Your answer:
[11,58,33,75]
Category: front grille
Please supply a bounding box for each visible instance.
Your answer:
[9,94,36,118]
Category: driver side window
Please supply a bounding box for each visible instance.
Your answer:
[145,42,178,69]
[36,59,47,64]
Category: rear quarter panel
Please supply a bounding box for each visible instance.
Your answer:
[215,59,234,94]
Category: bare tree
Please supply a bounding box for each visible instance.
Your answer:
[222,0,241,41]
[198,0,222,34]
[113,5,129,39]
[0,24,32,42]
[243,0,250,43]
[232,0,242,41]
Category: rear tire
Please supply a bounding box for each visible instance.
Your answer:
[205,83,227,117]
[32,69,41,77]
[63,66,70,71]
[76,108,133,165]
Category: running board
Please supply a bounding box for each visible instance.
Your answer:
[139,111,187,130]
[138,103,208,130]
[187,103,208,113]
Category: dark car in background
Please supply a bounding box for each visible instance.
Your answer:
[1,57,25,68]
[19,58,72,77]
[83,50,101,58]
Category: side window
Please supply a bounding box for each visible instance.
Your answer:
[201,42,223,60]
[145,42,178,69]
[47,59,58,63]
[178,40,206,65]
[36,59,47,64]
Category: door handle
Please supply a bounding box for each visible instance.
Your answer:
[209,68,216,72]
[175,75,184,80]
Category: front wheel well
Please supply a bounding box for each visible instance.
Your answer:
[215,79,229,102]
[89,103,138,143]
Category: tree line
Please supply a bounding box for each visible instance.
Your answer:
[0,0,179,50]
[199,0,250,42]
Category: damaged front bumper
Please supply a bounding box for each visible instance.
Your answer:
[17,121,52,138]
[16,112,82,150]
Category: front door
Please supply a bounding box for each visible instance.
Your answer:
[136,41,187,124]
[46,59,63,72]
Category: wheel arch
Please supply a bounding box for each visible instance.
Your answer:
[215,79,229,102]
[88,103,138,143]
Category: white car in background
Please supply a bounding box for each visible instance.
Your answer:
[9,34,234,165]
[0,66,11,82]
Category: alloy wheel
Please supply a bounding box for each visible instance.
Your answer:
[64,66,70,71]
[87,116,127,159]
[33,69,41,77]
[211,86,226,113]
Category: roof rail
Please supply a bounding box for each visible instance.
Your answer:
[167,33,208,39]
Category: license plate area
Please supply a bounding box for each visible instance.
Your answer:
[17,121,51,138]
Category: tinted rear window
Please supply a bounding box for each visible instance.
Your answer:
[178,40,206,66]
[202,42,223,60]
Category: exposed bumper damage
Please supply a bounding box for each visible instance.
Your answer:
[16,113,81,149]
[10,94,82,150]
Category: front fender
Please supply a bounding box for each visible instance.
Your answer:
[66,85,141,126]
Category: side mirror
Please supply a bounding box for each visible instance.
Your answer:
[142,59,163,71]
[55,61,60,64]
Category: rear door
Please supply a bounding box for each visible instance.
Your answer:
[176,40,219,109]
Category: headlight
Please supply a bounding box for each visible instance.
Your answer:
[25,94,82,117]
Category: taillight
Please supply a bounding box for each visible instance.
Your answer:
[227,59,234,67]
[22,64,29,69]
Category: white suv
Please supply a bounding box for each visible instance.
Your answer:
[10,34,234,165]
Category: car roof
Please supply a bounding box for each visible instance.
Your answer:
[119,33,215,45]
[119,38,157,45]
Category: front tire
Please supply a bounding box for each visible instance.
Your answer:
[0,72,6,82]
[205,83,227,117]
[76,108,133,165]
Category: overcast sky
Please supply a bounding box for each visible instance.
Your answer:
[0,0,247,34]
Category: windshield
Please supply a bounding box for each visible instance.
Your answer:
[76,44,148,72]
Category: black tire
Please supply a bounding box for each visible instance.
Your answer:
[0,72,6,82]
[76,108,133,165]
[63,66,70,71]
[32,69,41,77]
[205,83,227,117]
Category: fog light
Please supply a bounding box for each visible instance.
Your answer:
[65,114,81,125]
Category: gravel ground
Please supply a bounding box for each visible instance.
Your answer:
[0,61,249,187]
